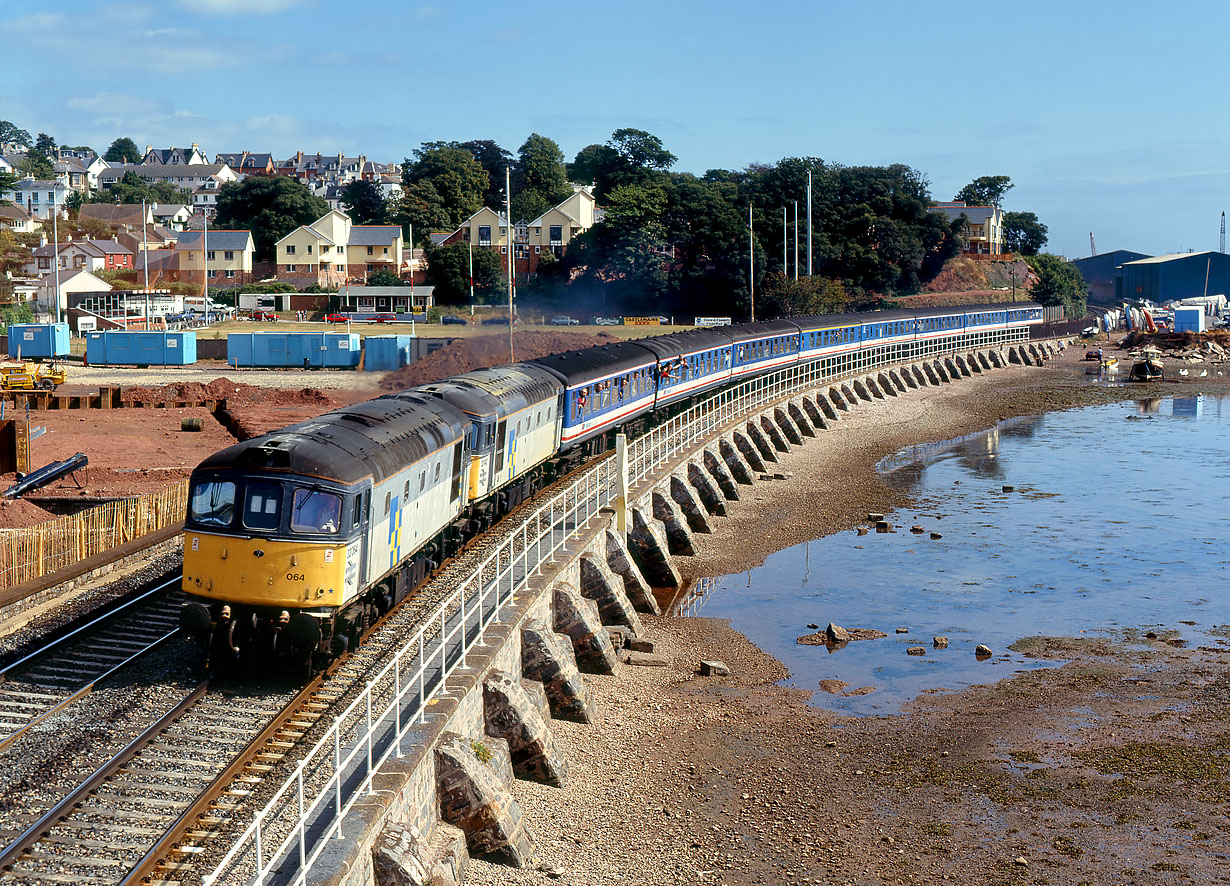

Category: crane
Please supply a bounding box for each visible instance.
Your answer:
[1089,232,1096,257]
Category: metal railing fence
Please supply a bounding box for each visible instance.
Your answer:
[204,325,1030,886]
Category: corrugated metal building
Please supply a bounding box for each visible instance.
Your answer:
[1071,250,1150,304]
[1116,251,1230,303]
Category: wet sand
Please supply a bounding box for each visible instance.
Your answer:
[464,350,1230,886]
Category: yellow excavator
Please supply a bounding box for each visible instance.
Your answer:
[0,361,67,391]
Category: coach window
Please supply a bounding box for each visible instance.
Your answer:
[190,479,235,527]
[243,481,282,531]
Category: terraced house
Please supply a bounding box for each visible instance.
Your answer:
[275,210,404,287]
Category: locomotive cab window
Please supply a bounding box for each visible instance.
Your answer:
[190,480,235,527]
[243,481,282,531]
[291,488,342,534]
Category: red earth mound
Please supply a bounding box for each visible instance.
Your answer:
[120,378,336,408]
[380,331,617,390]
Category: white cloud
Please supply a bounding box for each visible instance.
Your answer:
[177,0,306,12]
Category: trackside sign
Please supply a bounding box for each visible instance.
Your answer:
[694,317,732,327]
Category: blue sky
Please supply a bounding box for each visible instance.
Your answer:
[2,0,1228,259]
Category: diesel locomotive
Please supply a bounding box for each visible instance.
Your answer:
[180,303,1043,670]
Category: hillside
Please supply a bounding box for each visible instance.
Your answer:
[901,255,1034,306]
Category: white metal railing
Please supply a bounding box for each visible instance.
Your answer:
[203,325,1030,886]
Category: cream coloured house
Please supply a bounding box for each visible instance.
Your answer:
[277,210,406,286]
[176,230,255,287]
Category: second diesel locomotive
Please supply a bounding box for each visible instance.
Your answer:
[181,303,1043,670]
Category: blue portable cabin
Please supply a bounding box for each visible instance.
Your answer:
[526,341,658,449]
[364,335,414,372]
[7,323,70,359]
[85,331,196,365]
[633,329,735,408]
[728,320,803,379]
[228,332,361,368]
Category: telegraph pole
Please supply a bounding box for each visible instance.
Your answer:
[749,204,755,323]
[505,167,514,362]
[806,170,813,276]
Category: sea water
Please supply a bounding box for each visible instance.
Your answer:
[695,395,1230,715]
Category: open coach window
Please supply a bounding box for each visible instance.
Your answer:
[190,480,235,526]
[291,488,342,534]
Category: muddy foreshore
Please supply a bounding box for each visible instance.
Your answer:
[463,348,1230,886]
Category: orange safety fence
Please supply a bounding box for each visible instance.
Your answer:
[0,480,188,591]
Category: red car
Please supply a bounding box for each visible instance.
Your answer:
[370,313,398,324]
[250,310,278,322]
[324,313,349,324]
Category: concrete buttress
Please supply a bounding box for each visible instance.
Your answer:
[629,507,682,588]
[579,555,643,634]
[774,407,803,444]
[435,732,536,866]
[703,448,741,499]
[551,582,617,674]
[652,490,695,555]
[669,474,712,533]
[759,415,789,452]
[731,431,766,474]
[745,421,777,462]
[605,528,661,613]
[521,618,595,723]
[720,437,755,484]
[483,670,568,786]
[687,461,727,516]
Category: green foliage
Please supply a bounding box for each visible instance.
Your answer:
[0,170,16,203]
[1026,253,1086,317]
[301,283,339,293]
[341,179,388,225]
[64,190,84,213]
[403,145,488,229]
[33,133,56,157]
[103,137,142,164]
[470,741,492,764]
[233,282,297,294]
[1003,211,1048,255]
[0,301,35,325]
[757,273,851,318]
[0,121,32,149]
[365,268,404,286]
[87,171,192,206]
[425,242,502,304]
[574,129,677,200]
[213,176,329,261]
[512,133,569,220]
[392,180,453,244]
[455,139,513,208]
[18,153,54,180]
[954,175,1013,207]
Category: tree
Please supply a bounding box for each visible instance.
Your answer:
[0,121,32,149]
[954,175,1013,207]
[425,242,502,304]
[365,268,403,286]
[512,133,570,220]
[572,129,676,199]
[18,153,54,180]
[213,176,329,261]
[340,179,388,225]
[402,145,488,229]
[64,189,84,212]
[608,128,676,172]
[457,139,513,208]
[1003,211,1048,255]
[0,170,16,203]
[76,215,111,239]
[568,143,616,186]
[1026,253,1086,317]
[103,137,142,164]
[391,180,453,245]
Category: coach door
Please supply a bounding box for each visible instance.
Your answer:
[493,419,508,476]
[450,442,464,505]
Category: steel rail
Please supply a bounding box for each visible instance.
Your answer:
[0,679,211,870]
[0,627,181,754]
[0,575,181,680]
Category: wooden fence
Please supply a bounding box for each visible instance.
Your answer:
[0,480,189,591]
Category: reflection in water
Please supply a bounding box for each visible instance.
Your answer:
[696,397,1230,715]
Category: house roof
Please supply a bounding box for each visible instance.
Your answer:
[79,204,148,226]
[151,203,188,216]
[275,225,333,246]
[176,230,254,251]
[349,226,400,247]
[34,239,132,258]
[216,152,273,168]
[99,163,232,182]
[41,268,112,289]
[0,204,31,221]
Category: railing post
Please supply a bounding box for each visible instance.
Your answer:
[394,653,403,757]
[334,725,343,837]
[365,683,374,792]
[297,761,306,869]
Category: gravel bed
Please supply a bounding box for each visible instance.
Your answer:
[67,364,386,393]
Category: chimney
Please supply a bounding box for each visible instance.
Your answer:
[145,145,152,154]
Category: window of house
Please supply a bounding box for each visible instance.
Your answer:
[336,245,343,254]
[226,269,235,278]
[549,225,562,242]
[207,250,215,260]
[286,245,296,255]
[534,246,540,253]
[478,225,491,244]
[287,264,296,272]
[383,247,388,255]
[500,246,506,254]
[366,246,373,255]
[224,250,234,260]
[307,245,313,254]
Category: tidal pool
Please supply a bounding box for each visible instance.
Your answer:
[694,395,1230,714]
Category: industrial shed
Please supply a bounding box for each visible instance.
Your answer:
[1116,251,1230,304]
[1072,250,1150,304]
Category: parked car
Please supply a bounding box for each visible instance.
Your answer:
[592,317,621,326]
[369,313,398,324]
[441,314,468,326]
[250,310,278,322]
[549,315,579,326]
[481,315,511,326]
[324,313,349,324]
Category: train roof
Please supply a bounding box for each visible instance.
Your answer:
[727,319,802,342]
[414,365,561,421]
[525,340,657,387]
[195,393,468,486]
[792,309,915,329]
[633,328,735,359]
